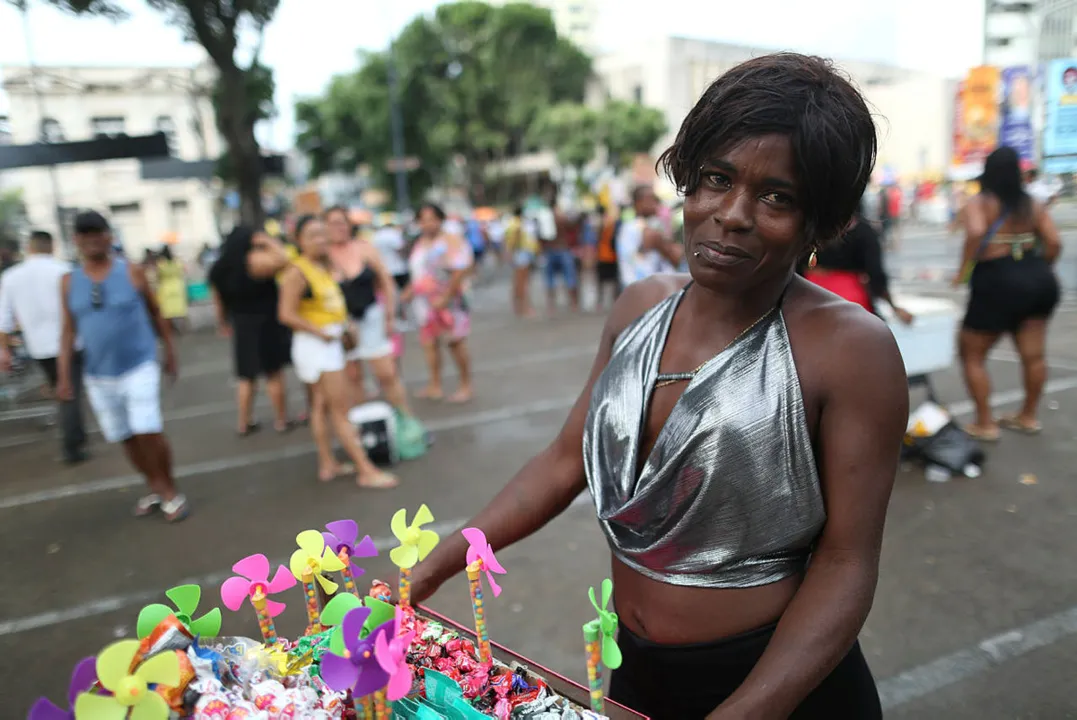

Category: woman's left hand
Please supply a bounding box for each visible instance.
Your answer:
[894,307,914,325]
[384,316,396,337]
[432,295,450,311]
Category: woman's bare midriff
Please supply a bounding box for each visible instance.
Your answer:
[612,555,802,645]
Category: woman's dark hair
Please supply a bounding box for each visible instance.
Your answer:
[208,225,257,304]
[294,214,318,242]
[418,203,446,221]
[513,205,524,217]
[658,52,877,248]
[323,205,348,222]
[159,246,173,261]
[980,146,1031,218]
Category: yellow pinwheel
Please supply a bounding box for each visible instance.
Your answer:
[289,529,346,594]
[73,640,179,720]
[389,504,440,569]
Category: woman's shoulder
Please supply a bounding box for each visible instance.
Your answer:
[784,277,903,383]
[607,273,689,337]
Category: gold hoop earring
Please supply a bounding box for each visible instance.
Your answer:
[807,249,818,269]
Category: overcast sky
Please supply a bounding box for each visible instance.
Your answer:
[0,0,984,150]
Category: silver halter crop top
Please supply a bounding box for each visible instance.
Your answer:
[582,286,825,588]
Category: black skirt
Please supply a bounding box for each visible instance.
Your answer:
[964,254,1059,334]
[232,312,291,380]
[609,622,882,719]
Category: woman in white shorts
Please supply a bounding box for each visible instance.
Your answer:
[277,215,397,489]
[324,206,414,416]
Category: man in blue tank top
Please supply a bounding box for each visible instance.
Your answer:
[57,211,187,521]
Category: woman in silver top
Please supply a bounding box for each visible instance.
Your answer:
[411,53,908,718]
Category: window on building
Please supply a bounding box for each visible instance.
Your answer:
[156,115,179,156]
[40,118,64,143]
[91,116,126,138]
[568,3,584,13]
[986,36,1012,47]
[633,84,643,104]
[0,115,10,146]
[570,23,588,35]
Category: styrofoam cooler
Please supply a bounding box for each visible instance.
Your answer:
[880,295,960,377]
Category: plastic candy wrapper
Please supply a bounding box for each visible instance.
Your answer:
[512,690,607,720]
[134,613,194,667]
[155,649,197,711]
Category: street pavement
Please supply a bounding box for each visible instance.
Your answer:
[4,242,1077,718]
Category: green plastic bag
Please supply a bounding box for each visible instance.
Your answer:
[395,411,429,461]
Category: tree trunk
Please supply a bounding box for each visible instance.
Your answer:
[216,65,264,228]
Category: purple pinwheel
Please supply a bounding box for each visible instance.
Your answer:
[27,657,96,720]
[320,607,396,698]
[324,519,378,575]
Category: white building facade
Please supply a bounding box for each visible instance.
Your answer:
[534,0,599,53]
[591,36,957,186]
[0,63,223,258]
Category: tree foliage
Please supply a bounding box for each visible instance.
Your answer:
[296,1,592,204]
[528,103,599,170]
[16,0,280,227]
[601,100,669,170]
[0,189,27,248]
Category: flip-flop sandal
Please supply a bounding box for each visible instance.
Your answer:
[160,494,189,523]
[318,462,356,482]
[358,470,399,490]
[964,425,1001,442]
[999,416,1043,435]
[133,494,161,517]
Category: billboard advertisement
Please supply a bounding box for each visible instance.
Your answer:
[999,66,1035,164]
[1044,59,1077,169]
[952,66,1001,178]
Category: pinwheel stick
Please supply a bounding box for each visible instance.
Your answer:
[301,566,322,635]
[398,566,412,608]
[250,588,278,645]
[337,549,359,597]
[466,560,492,663]
[583,622,604,713]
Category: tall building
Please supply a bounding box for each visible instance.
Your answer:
[984,0,1077,66]
[0,63,223,257]
[533,0,599,53]
[591,36,956,185]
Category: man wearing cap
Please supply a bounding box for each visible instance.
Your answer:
[58,210,187,521]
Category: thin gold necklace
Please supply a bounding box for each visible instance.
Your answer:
[653,305,777,389]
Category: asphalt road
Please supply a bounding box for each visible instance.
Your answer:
[4,257,1077,718]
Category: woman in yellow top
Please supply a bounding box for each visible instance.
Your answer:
[502,205,537,318]
[155,246,188,331]
[278,215,398,489]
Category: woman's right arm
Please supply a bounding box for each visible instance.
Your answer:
[1034,201,1063,264]
[277,266,331,340]
[410,279,669,603]
[248,236,290,279]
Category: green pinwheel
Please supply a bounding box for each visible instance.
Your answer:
[583,578,622,669]
[137,583,222,639]
[320,592,396,655]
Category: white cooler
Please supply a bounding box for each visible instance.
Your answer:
[879,295,960,378]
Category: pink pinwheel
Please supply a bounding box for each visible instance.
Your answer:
[320,607,396,698]
[374,612,416,701]
[462,527,507,597]
[220,553,297,617]
[27,658,96,720]
[324,519,378,574]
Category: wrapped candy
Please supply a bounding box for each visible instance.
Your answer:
[133,614,193,666]
[155,649,196,711]
[367,579,392,603]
